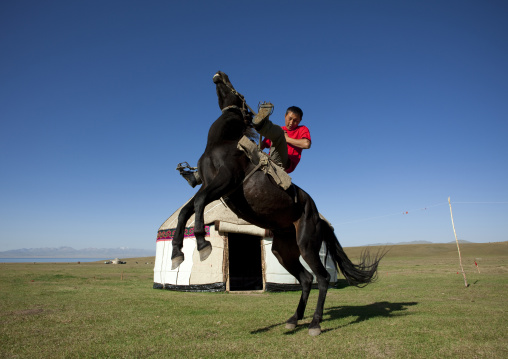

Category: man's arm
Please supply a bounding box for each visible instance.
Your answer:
[285,134,311,149]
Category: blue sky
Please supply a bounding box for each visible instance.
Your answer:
[1,1,507,251]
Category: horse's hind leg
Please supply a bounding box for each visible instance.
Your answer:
[297,219,331,336]
[171,196,196,269]
[271,232,314,330]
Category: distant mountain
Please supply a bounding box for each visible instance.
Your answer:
[0,246,155,259]
[366,240,473,246]
[2,240,475,258]
[366,240,433,246]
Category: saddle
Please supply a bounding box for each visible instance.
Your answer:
[237,136,292,190]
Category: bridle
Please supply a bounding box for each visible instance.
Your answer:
[214,73,264,149]
[221,104,245,115]
[216,76,257,119]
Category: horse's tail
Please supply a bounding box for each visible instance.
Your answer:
[321,219,386,287]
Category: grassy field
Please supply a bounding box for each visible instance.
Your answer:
[1,242,507,358]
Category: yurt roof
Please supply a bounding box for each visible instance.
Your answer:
[159,199,251,231]
[159,198,333,232]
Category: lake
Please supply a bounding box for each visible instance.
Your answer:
[0,258,109,263]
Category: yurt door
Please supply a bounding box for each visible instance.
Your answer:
[227,233,263,291]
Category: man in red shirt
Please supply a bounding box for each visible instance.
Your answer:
[253,105,311,174]
[179,105,310,187]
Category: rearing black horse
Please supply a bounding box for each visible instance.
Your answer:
[171,71,383,336]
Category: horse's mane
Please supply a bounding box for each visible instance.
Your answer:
[240,110,257,142]
[244,124,258,142]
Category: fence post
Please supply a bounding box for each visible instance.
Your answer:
[448,197,468,287]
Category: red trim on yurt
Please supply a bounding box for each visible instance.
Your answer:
[156,226,210,242]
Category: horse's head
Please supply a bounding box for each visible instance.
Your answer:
[212,71,256,138]
[213,71,245,110]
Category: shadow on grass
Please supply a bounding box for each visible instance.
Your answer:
[334,279,350,289]
[320,301,418,333]
[250,300,418,335]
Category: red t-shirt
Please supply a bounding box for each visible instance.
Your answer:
[262,125,311,174]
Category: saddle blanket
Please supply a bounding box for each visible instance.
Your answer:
[237,135,292,190]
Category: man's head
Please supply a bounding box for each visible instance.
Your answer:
[285,106,303,131]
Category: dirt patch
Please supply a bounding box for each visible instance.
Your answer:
[11,308,44,316]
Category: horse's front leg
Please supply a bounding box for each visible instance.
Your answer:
[171,196,197,269]
[193,191,212,262]
[193,167,236,262]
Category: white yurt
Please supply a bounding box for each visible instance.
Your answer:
[154,199,337,292]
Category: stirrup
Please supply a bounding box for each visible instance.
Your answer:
[252,102,274,127]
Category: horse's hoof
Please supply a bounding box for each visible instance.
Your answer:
[285,323,296,330]
[171,256,184,270]
[308,327,322,336]
[199,245,212,262]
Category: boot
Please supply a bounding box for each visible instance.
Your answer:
[252,102,274,129]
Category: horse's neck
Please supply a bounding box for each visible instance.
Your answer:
[207,115,246,144]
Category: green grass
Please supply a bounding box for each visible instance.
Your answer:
[1,242,507,358]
